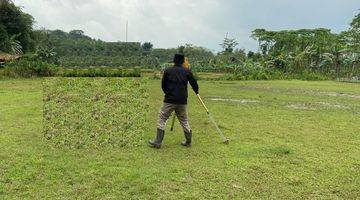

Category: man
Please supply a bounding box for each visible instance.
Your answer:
[149,54,199,149]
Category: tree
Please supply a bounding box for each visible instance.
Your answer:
[69,30,91,40]
[251,28,345,74]
[141,42,153,53]
[349,12,360,51]
[0,0,35,53]
[247,51,262,62]
[345,13,360,57]
[9,34,22,55]
[340,12,360,77]
[35,46,57,63]
[220,37,238,53]
[178,45,185,54]
[0,24,9,52]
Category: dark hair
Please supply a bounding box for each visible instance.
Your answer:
[173,54,185,65]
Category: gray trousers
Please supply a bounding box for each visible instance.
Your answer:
[157,102,191,133]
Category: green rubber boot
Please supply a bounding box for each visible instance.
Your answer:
[148,128,165,149]
[181,130,192,147]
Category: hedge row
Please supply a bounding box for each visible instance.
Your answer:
[2,59,141,78]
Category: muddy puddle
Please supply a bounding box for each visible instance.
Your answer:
[209,98,260,104]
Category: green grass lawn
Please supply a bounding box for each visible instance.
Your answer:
[0,79,359,199]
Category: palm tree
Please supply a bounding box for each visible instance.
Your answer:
[9,34,23,55]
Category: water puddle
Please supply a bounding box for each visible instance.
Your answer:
[209,98,260,104]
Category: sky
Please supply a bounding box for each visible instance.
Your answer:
[13,0,360,52]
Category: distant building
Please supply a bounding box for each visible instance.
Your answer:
[0,52,21,67]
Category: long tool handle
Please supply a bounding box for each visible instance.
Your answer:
[197,94,209,114]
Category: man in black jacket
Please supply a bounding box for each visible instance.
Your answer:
[149,54,199,149]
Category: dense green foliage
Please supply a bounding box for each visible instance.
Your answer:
[40,24,358,79]
[38,30,215,69]
[0,0,35,53]
[3,58,58,77]
[3,58,141,78]
[39,19,359,78]
[251,28,359,78]
[38,30,142,57]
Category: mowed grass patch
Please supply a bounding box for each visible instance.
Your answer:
[43,78,149,148]
[0,79,359,199]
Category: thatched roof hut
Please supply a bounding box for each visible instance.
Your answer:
[0,52,21,62]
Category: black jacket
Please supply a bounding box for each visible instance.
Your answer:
[162,65,199,104]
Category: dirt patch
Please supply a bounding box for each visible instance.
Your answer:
[287,104,311,110]
[315,102,349,109]
[210,98,259,104]
[325,92,360,99]
[287,102,349,110]
[236,85,360,100]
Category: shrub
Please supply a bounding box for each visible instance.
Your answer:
[220,70,329,81]
[3,58,59,78]
[219,61,281,80]
[219,60,330,81]
[57,67,141,77]
[292,71,329,81]
[0,68,5,79]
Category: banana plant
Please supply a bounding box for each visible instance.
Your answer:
[36,46,57,63]
[321,46,348,78]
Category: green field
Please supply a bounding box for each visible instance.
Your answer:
[0,79,359,199]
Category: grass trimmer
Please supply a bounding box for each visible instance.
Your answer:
[196,94,229,145]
